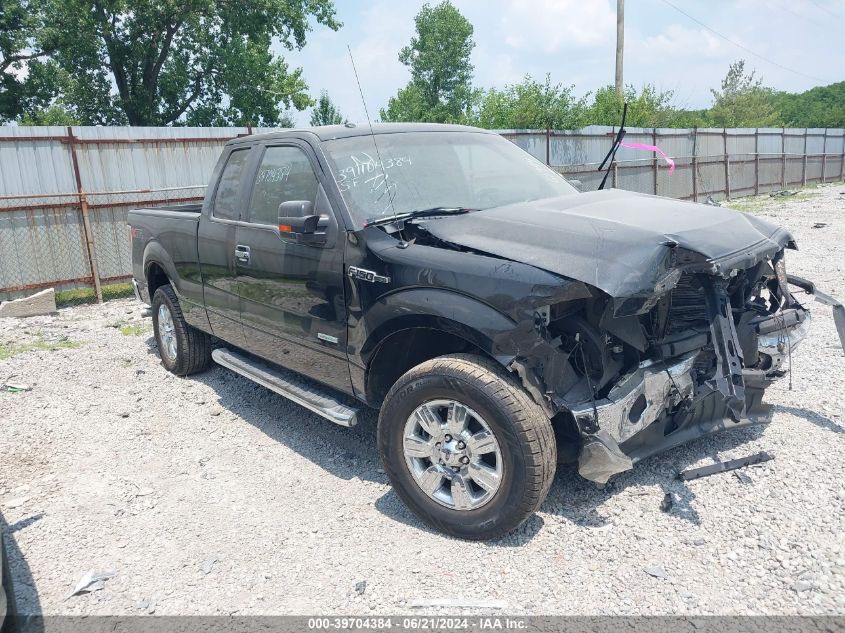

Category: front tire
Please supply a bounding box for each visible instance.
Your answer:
[152,284,211,376]
[378,354,556,540]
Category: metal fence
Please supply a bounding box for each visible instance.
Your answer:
[1,125,844,304]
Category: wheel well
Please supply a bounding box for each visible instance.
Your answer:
[146,262,169,298]
[365,327,491,405]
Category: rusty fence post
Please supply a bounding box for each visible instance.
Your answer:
[652,129,659,195]
[67,127,103,303]
[691,128,698,202]
[545,128,551,166]
[754,129,760,196]
[723,129,731,200]
[79,191,103,303]
[840,131,845,182]
[781,127,787,190]
[802,129,808,186]
[821,131,828,183]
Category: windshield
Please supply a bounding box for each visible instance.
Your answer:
[322,131,578,226]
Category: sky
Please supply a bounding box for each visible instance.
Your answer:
[279,0,844,126]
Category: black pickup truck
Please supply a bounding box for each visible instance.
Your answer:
[129,123,844,540]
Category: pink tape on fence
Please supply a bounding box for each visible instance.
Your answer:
[620,141,676,173]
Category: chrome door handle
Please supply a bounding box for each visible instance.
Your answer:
[234,244,250,264]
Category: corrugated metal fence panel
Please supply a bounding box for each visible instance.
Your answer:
[498,130,546,162]
[73,126,239,200]
[2,125,845,302]
[551,126,616,166]
[0,126,77,204]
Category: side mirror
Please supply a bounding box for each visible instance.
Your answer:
[278,200,326,245]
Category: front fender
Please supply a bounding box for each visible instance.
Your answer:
[358,288,518,365]
[354,287,572,415]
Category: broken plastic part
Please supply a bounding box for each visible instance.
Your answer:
[677,451,774,481]
[577,430,634,485]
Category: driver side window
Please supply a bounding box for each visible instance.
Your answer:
[247,146,319,226]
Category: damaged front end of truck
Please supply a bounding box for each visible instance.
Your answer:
[521,246,827,485]
[415,191,845,485]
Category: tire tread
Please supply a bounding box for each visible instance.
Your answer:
[153,284,211,376]
[379,353,556,540]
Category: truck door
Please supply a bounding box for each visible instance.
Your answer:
[197,146,251,349]
[233,142,350,393]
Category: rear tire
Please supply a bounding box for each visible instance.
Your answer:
[378,353,556,540]
[152,284,211,376]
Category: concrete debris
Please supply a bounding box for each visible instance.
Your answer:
[0,288,57,318]
[644,565,669,580]
[201,558,217,575]
[67,570,117,598]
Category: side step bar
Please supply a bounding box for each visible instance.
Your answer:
[211,348,359,427]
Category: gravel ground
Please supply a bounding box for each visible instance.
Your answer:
[1,184,844,617]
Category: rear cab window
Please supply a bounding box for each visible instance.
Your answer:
[212,148,251,221]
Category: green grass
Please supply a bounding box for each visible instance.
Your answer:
[0,336,81,360]
[118,323,150,336]
[726,184,822,214]
[55,282,134,307]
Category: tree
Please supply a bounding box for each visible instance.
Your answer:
[473,74,588,130]
[587,84,683,127]
[381,0,475,123]
[0,0,54,121]
[310,90,345,126]
[707,60,781,127]
[28,0,340,126]
[769,82,845,128]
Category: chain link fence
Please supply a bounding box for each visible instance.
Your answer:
[0,186,205,306]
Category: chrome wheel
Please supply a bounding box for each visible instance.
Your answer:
[403,399,503,511]
[157,303,177,362]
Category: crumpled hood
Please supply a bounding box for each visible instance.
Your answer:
[421,189,794,298]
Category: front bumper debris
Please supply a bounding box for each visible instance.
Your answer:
[572,281,819,485]
[570,353,697,446]
[788,274,845,354]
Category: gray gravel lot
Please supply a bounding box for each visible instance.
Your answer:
[1,184,844,616]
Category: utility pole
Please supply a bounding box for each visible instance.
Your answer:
[615,0,624,98]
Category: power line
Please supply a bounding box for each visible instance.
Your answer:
[658,0,829,83]
[772,0,838,34]
[805,0,845,21]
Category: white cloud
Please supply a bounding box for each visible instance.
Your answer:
[632,24,724,63]
[498,0,616,53]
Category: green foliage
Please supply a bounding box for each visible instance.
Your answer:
[0,336,80,360]
[118,322,150,336]
[770,82,845,128]
[473,74,588,129]
[18,101,78,125]
[707,60,780,127]
[55,282,134,306]
[16,0,340,126]
[587,85,684,127]
[381,1,475,123]
[310,90,345,126]
[0,0,54,121]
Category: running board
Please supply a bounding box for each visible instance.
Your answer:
[211,348,359,427]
